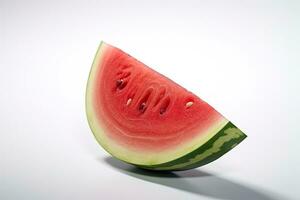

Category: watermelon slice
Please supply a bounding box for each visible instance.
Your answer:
[86,42,246,171]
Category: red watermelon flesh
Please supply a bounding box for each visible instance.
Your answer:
[93,44,224,150]
[86,42,246,169]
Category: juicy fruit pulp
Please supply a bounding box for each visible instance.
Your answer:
[86,42,246,170]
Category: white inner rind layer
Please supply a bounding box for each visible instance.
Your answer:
[86,42,229,166]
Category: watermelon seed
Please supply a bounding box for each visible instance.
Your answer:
[126,98,132,106]
[159,97,170,115]
[186,101,193,108]
[116,79,123,86]
[116,79,127,90]
[160,108,166,114]
[139,102,147,113]
[137,88,153,113]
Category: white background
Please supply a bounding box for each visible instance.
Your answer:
[1,0,300,199]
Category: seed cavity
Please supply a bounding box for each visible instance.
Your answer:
[160,108,166,114]
[137,88,153,114]
[126,98,132,106]
[122,71,131,78]
[186,101,193,108]
[153,87,166,107]
[121,64,132,70]
[116,79,127,90]
[139,102,147,113]
[116,79,123,86]
[159,97,170,115]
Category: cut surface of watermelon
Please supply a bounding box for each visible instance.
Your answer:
[86,42,246,170]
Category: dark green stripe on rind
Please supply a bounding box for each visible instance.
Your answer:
[135,122,246,171]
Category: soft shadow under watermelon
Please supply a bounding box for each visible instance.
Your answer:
[102,157,282,200]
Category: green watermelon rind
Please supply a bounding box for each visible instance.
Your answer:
[135,121,246,171]
[86,41,247,171]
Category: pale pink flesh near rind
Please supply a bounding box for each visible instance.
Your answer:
[86,41,246,168]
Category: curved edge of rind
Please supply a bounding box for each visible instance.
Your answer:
[85,42,246,169]
[85,41,107,150]
[135,122,247,171]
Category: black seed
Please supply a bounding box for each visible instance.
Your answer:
[116,79,123,87]
[116,79,126,90]
[160,108,166,114]
[139,102,146,113]
[159,97,170,115]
